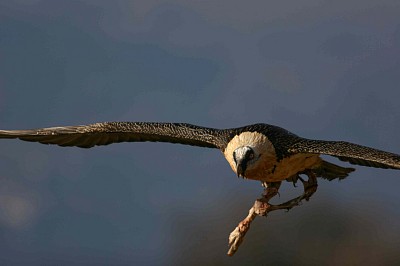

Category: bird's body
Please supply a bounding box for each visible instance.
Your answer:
[0,122,399,183]
[223,131,322,182]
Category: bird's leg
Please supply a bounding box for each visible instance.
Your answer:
[269,171,318,212]
[298,170,318,201]
[227,174,319,256]
[286,174,301,187]
[227,182,282,256]
[255,182,282,216]
[261,181,281,199]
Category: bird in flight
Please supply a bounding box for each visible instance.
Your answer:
[0,122,399,185]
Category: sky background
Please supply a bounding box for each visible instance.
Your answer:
[0,0,400,265]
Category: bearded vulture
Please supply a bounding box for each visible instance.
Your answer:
[0,122,399,184]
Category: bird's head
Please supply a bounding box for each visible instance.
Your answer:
[233,146,259,178]
[224,131,274,179]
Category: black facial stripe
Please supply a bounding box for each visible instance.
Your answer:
[241,149,254,166]
[233,151,237,164]
[245,148,254,159]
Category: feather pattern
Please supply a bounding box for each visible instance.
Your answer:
[0,122,229,149]
[0,122,399,171]
[289,139,400,170]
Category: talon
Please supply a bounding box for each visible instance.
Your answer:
[285,175,298,187]
[254,199,270,216]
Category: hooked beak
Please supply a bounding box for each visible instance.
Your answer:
[236,160,247,178]
[233,146,254,178]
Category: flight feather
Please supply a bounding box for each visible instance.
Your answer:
[289,139,400,170]
[0,122,229,149]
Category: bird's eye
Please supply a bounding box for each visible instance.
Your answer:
[248,152,254,160]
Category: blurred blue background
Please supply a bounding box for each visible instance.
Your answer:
[0,1,400,265]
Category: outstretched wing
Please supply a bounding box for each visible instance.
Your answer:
[0,122,228,149]
[289,139,400,170]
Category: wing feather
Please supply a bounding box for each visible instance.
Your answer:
[0,122,228,149]
[290,139,400,170]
